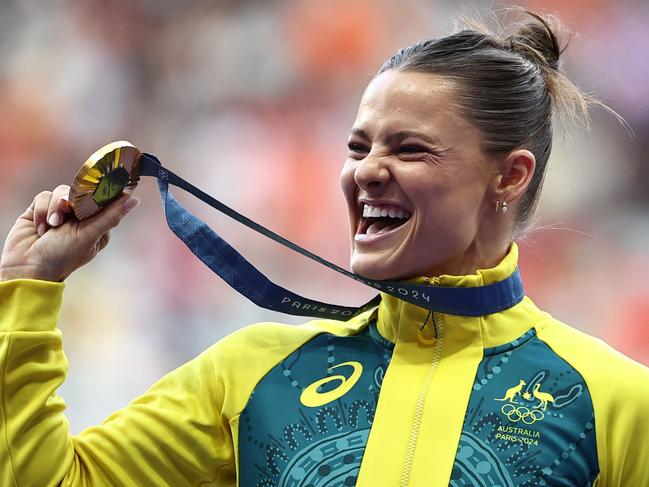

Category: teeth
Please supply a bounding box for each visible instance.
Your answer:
[362,204,410,219]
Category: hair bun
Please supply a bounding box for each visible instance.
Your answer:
[506,11,562,71]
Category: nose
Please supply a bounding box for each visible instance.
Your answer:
[353,152,390,192]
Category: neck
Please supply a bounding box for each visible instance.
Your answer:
[421,231,512,278]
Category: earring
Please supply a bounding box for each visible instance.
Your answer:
[495,201,508,214]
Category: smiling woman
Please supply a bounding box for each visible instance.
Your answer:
[341,71,501,280]
[1,7,648,487]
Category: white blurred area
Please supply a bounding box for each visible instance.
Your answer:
[1,0,647,433]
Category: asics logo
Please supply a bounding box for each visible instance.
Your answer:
[300,361,363,408]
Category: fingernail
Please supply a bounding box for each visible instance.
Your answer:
[48,213,60,226]
[37,223,46,236]
[124,197,141,211]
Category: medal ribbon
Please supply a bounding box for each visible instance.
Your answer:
[139,154,524,319]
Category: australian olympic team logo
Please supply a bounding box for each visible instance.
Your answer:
[494,379,556,425]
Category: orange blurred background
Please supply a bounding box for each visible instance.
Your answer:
[1,0,647,432]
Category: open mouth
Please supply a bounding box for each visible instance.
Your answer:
[357,203,411,237]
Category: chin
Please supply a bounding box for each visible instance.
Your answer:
[351,255,410,281]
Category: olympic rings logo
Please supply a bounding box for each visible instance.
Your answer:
[501,404,545,424]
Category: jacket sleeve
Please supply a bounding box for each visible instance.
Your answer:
[0,279,235,487]
[537,319,649,487]
[601,357,649,487]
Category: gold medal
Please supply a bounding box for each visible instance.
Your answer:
[69,141,142,220]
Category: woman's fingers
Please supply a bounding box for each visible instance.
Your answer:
[3,186,140,282]
[46,185,72,229]
[31,185,73,236]
[29,184,139,247]
[84,194,140,239]
[32,190,54,236]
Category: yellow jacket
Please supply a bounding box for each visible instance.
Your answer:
[1,244,648,486]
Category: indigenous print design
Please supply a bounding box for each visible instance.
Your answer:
[238,322,393,487]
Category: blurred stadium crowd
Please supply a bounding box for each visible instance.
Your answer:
[1,0,647,432]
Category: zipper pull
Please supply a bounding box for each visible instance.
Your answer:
[417,311,437,345]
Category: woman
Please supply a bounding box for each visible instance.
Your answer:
[1,10,647,487]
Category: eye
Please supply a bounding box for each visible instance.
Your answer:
[398,144,427,154]
[347,141,369,158]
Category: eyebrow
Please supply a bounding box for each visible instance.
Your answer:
[348,128,442,146]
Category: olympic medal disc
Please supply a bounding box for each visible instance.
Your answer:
[69,141,142,220]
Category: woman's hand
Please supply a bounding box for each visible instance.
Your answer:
[0,184,140,282]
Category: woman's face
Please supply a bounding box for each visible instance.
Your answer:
[340,70,498,280]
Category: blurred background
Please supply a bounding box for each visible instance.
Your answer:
[1,0,647,433]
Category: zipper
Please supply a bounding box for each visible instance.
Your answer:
[399,312,445,487]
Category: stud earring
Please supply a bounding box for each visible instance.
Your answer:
[495,201,508,214]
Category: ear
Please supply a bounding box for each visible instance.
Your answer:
[493,149,536,205]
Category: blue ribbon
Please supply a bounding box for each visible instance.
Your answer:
[140,154,525,319]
